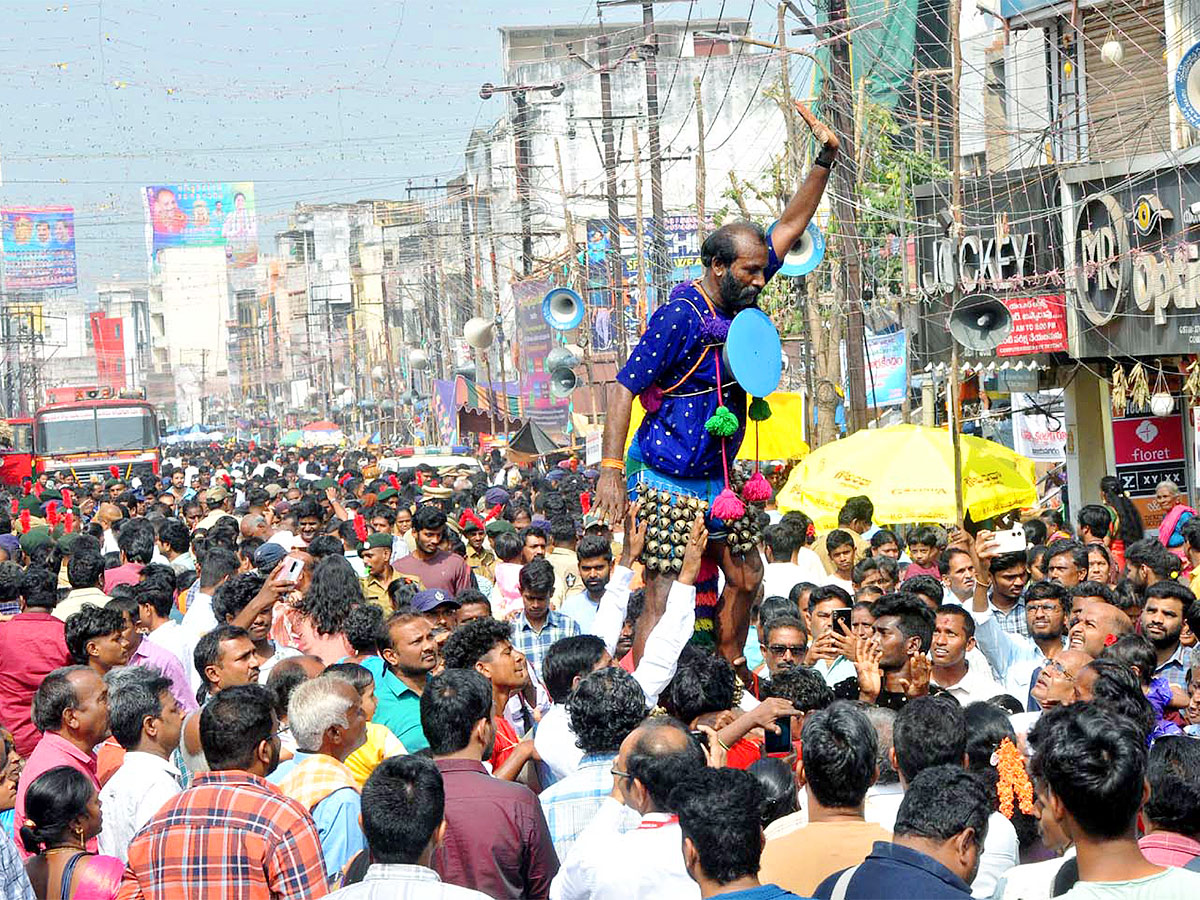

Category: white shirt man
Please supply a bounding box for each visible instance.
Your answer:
[98,751,182,862]
[535,566,695,782]
[550,797,698,900]
[932,659,1003,707]
[763,552,825,599]
[969,604,1066,705]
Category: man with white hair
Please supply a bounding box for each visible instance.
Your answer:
[275,673,370,878]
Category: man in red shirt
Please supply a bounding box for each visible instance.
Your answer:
[0,567,72,757]
[14,665,108,857]
[103,519,156,594]
[440,618,537,782]
[119,684,330,900]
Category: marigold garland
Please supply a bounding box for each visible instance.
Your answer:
[995,737,1035,818]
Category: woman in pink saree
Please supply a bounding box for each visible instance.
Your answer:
[1156,480,1196,569]
[20,767,122,900]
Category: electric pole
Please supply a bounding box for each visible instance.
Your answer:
[597,28,627,367]
[513,92,533,275]
[825,0,868,433]
[640,0,669,303]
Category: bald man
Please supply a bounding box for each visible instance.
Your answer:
[1068,601,1133,657]
[239,514,271,541]
[1025,648,1093,717]
[95,502,124,555]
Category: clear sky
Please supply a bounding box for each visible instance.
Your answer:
[0,0,778,297]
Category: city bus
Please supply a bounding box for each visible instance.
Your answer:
[33,389,160,484]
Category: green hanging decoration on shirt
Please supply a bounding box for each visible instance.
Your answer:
[704,406,740,437]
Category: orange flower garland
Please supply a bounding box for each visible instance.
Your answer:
[995,737,1035,818]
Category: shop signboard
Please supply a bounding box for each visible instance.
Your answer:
[1012,389,1066,461]
[1112,413,1189,531]
[1067,161,1200,357]
[914,167,1064,360]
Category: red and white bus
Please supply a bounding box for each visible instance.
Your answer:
[33,389,160,483]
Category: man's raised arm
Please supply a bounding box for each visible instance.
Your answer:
[768,102,839,262]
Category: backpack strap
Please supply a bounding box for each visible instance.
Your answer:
[830,864,861,900]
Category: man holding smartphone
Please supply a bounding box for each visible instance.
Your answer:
[803,585,857,687]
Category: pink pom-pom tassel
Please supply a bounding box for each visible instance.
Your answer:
[711,488,746,521]
[640,386,664,413]
[741,471,772,502]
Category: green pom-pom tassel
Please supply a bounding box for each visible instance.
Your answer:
[748,397,772,421]
[704,405,740,437]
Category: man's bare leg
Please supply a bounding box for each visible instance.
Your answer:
[715,542,763,666]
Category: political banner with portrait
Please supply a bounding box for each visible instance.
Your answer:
[142,182,258,267]
[1,206,78,290]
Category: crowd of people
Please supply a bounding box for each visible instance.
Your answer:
[1,114,1199,898]
[0,445,1197,900]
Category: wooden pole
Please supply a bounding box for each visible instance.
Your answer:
[598,30,627,367]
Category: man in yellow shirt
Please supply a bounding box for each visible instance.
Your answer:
[461,514,496,582]
[361,532,401,610]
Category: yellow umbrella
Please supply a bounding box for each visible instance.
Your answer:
[625,391,810,461]
[776,423,1036,529]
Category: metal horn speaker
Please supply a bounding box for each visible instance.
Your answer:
[549,367,579,397]
[542,287,585,331]
[545,346,579,372]
[464,317,495,349]
[948,294,1013,352]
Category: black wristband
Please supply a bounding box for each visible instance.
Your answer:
[814,146,837,170]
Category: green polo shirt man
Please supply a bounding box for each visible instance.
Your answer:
[370,611,438,753]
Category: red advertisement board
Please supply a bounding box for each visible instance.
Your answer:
[1112,413,1188,531]
[996,295,1068,357]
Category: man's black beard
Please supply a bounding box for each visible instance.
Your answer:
[583,578,608,597]
[1146,627,1182,651]
[1029,623,1065,642]
[719,268,759,312]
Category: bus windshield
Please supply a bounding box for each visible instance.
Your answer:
[36,407,157,455]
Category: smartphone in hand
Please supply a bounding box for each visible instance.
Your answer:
[763,716,792,756]
[276,556,305,584]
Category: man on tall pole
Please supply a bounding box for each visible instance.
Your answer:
[593,102,838,666]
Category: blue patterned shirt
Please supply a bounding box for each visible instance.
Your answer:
[539,752,639,860]
[1155,641,1191,689]
[616,232,783,478]
[511,609,581,683]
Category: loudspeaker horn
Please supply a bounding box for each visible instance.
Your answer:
[464,317,495,349]
[409,349,431,371]
[549,367,579,397]
[545,346,579,372]
[948,294,1013,352]
[542,287,585,331]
